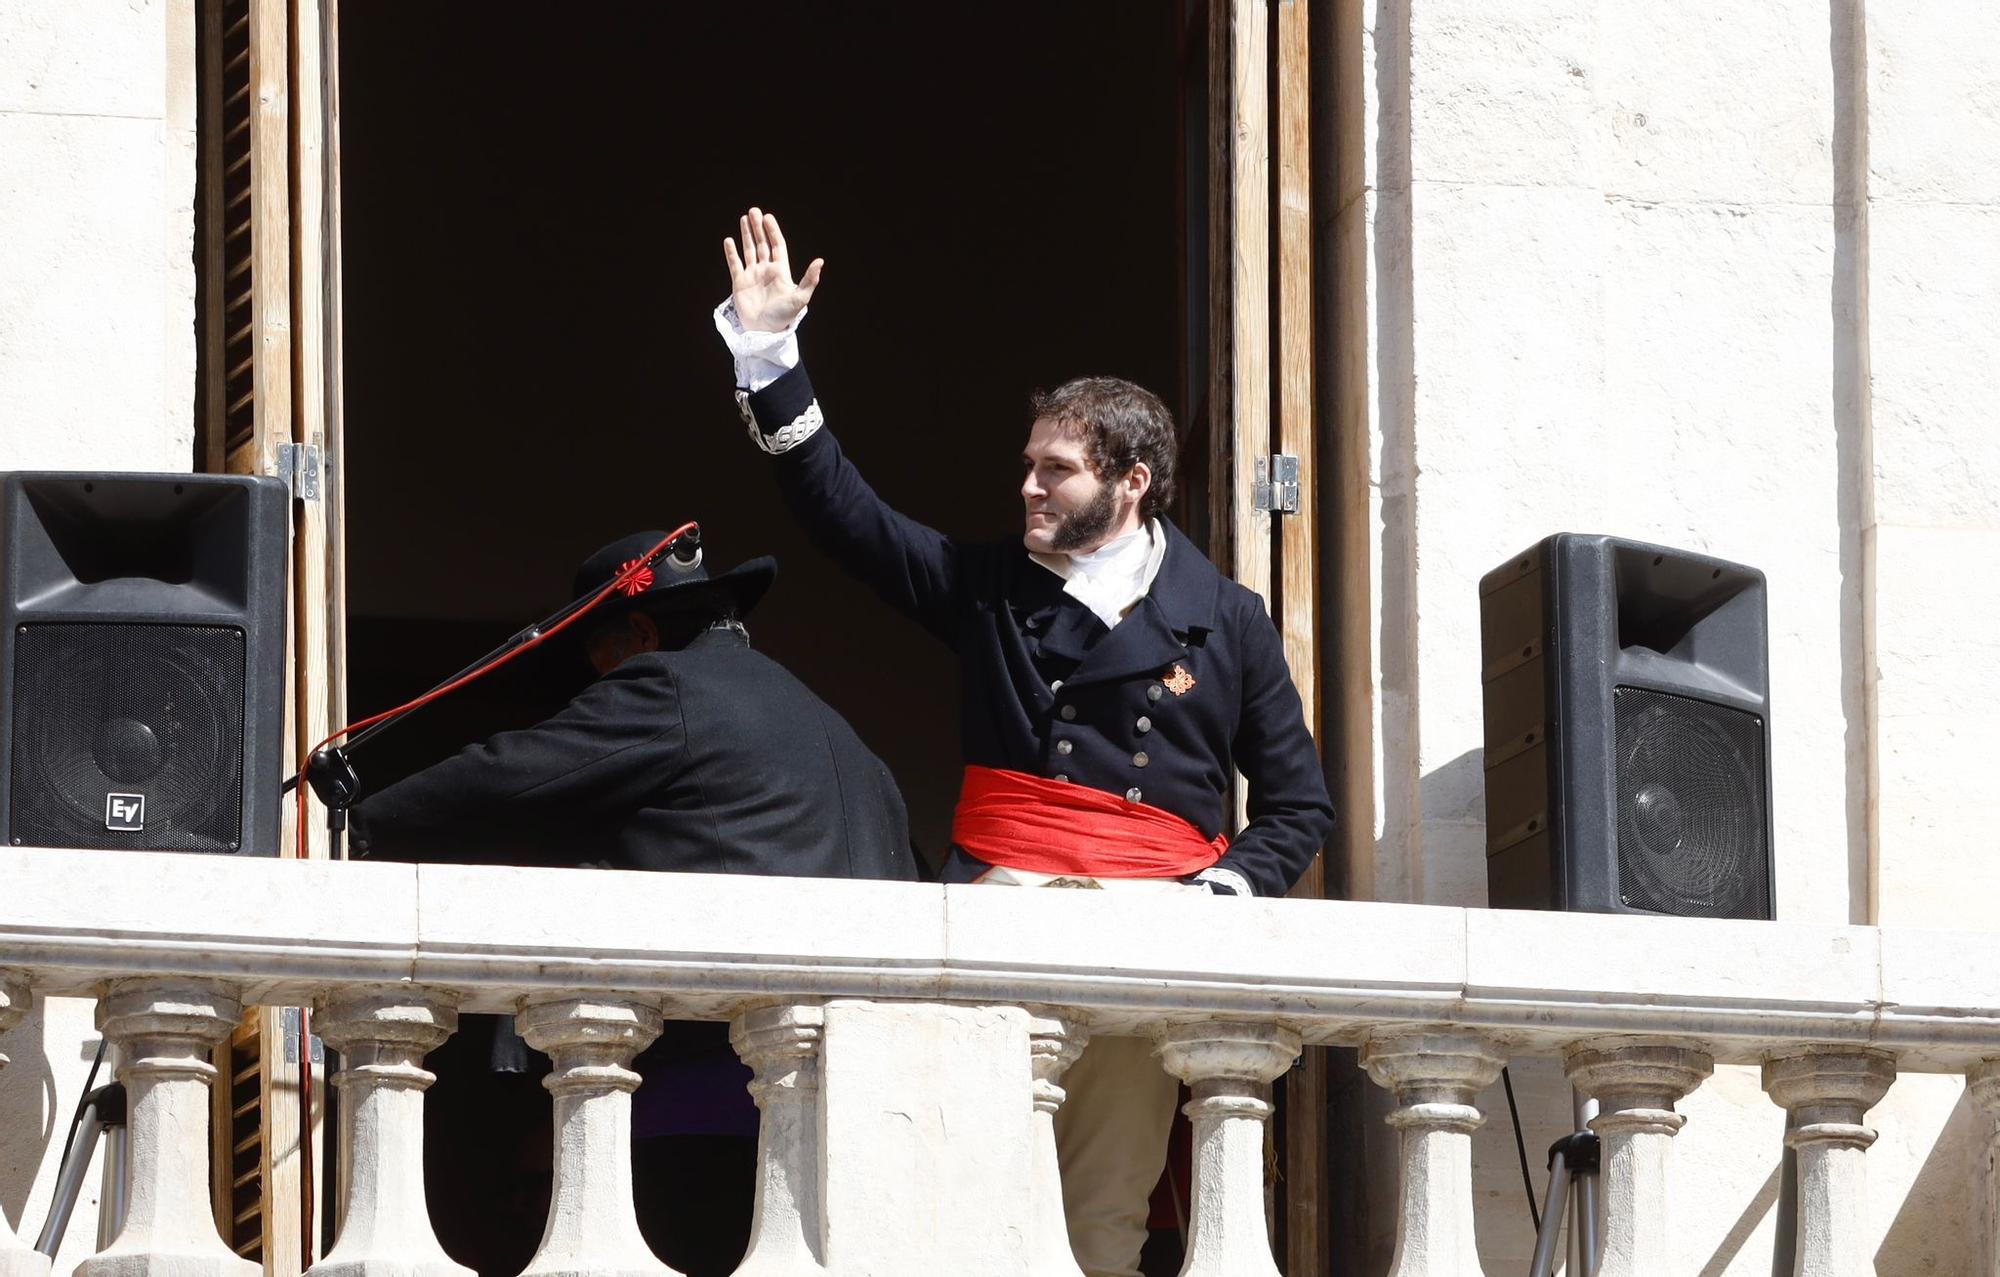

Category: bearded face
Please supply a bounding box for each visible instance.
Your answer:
[1020,418,1144,556]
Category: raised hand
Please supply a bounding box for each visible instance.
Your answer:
[723,207,824,333]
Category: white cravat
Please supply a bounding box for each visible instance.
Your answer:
[1032,521,1167,630]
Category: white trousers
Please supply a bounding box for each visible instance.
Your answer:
[1053,1033,1182,1277]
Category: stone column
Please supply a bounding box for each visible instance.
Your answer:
[306,988,470,1277]
[1155,1022,1300,1277]
[76,978,259,1277]
[1971,1060,2000,1277]
[1359,1030,1505,1277]
[728,1003,825,1277]
[0,973,51,1277]
[1565,1038,1713,1277]
[1023,1008,1088,1277]
[1762,1049,1896,1277]
[517,998,676,1277]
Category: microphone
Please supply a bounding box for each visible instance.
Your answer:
[665,523,703,575]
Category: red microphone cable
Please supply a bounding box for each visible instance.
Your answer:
[286,520,696,1259]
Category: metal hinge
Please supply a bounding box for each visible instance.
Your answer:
[280,1006,324,1065]
[1252,454,1299,515]
[276,441,323,501]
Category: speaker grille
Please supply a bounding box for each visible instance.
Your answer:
[9,623,246,852]
[1612,686,1770,919]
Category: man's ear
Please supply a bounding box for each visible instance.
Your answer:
[630,611,662,653]
[1126,461,1153,505]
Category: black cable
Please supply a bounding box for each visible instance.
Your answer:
[1501,1065,1541,1232]
[50,1037,109,1196]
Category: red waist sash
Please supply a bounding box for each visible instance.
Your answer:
[950,765,1227,879]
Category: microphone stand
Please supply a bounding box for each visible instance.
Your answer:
[284,525,704,859]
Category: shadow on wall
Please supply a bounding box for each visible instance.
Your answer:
[1416,747,1489,906]
[1878,1082,1988,1275]
[0,1000,56,1226]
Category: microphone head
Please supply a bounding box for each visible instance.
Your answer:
[666,524,703,575]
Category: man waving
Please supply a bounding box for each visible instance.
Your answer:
[713,208,1333,1277]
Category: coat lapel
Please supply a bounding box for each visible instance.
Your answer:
[1060,522,1222,687]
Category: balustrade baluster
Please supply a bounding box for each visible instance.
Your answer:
[728,1004,825,1277]
[74,978,258,1277]
[1155,1022,1299,1277]
[518,997,677,1277]
[1565,1038,1712,1277]
[306,987,470,1277]
[0,973,49,1277]
[1359,1030,1504,1277]
[1022,1009,1088,1277]
[1762,1049,1896,1277]
[1971,1060,2000,1277]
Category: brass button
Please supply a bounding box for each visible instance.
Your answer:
[1135,716,1152,734]
[1050,679,1064,691]
[1054,773,1069,783]
[1132,751,1149,768]
[1056,740,1073,755]
[1060,704,1077,721]
[1125,787,1143,802]
[1147,684,1164,702]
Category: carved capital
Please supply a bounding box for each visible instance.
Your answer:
[1155,1020,1300,1089]
[731,1002,824,1105]
[1361,1029,1505,1131]
[1565,1037,1713,1115]
[1763,1048,1895,1148]
[97,977,243,1076]
[518,997,662,1096]
[0,972,28,1074]
[0,971,28,1032]
[316,986,459,1092]
[1968,1058,2000,1126]
[1023,1007,1089,1115]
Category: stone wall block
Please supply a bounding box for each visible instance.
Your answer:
[1360,1030,1504,1277]
[517,997,675,1277]
[306,987,470,1277]
[1155,1022,1300,1277]
[74,978,257,1277]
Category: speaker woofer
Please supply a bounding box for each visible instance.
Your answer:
[8,622,246,852]
[1612,686,1768,919]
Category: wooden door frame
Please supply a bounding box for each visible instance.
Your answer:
[1193,0,1330,1270]
[193,0,345,1269]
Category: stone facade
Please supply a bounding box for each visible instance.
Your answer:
[2,1,1997,1273]
[1332,0,1999,1270]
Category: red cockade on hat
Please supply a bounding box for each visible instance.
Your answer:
[615,558,655,597]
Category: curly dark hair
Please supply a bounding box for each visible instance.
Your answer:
[1028,377,1179,520]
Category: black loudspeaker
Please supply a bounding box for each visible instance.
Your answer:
[0,473,288,855]
[1480,534,1774,919]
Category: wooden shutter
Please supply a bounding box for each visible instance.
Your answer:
[194,0,345,1269]
[1200,0,1328,1269]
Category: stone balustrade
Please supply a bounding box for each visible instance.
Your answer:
[2,847,1999,1277]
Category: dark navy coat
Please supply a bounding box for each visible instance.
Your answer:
[349,626,918,882]
[745,365,1334,897]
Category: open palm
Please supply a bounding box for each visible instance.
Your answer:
[724,207,824,333]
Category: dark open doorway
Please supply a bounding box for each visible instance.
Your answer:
[336,5,1195,1274]
[338,2,1189,861]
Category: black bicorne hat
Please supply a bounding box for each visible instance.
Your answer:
[571,530,776,629]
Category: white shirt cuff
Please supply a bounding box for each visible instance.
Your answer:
[713,297,804,393]
[1192,866,1254,898]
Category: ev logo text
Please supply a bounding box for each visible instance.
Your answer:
[105,793,146,832]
